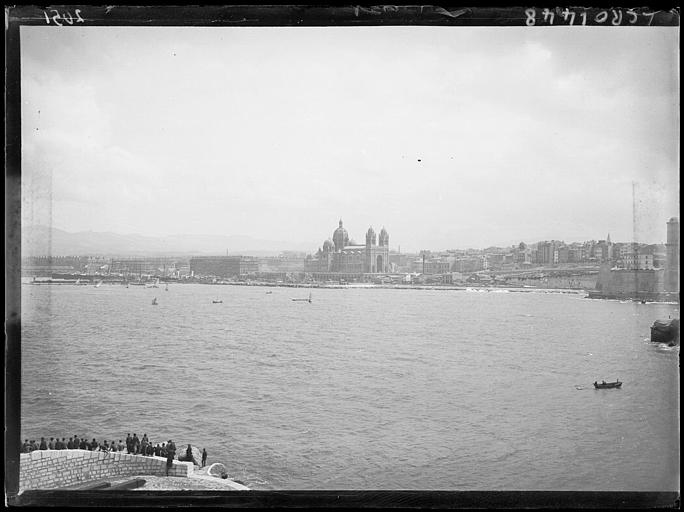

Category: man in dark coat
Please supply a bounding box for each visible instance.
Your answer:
[79,438,88,450]
[39,437,48,450]
[202,448,207,467]
[165,440,176,476]
[126,433,132,453]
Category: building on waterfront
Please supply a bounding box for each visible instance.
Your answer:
[594,219,679,300]
[109,257,183,278]
[306,219,390,273]
[189,256,259,279]
[665,217,679,292]
[21,256,88,276]
[536,241,558,265]
[258,254,306,273]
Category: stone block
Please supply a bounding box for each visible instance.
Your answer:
[30,450,42,461]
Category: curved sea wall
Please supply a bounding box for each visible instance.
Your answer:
[19,449,193,491]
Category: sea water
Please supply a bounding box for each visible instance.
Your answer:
[19,284,679,490]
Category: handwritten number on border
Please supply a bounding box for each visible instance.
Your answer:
[524,8,660,26]
[44,9,84,25]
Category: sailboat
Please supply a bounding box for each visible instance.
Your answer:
[292,292,312,303]
[95,280,103,288]
[152,297,158,305]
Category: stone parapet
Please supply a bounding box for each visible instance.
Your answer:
[19,450,193,491]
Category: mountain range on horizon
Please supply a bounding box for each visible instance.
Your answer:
[20,225,313,258]
[18,225,658,258]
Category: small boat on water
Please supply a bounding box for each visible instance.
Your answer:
[266,291,273,294]
[212,299,223,304]
[292,292,312,303]
[594,380,622,389]
[152,298,158,305]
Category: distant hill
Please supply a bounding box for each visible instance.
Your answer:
[21,226,311,257]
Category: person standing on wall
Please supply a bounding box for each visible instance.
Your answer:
[202,448,207,468]
[165,439,176,476]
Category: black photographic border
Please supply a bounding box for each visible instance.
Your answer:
[5,4,680,509]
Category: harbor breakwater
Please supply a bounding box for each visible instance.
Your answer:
[18,449,248,491]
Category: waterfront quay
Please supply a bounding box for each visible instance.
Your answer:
[19,449,249,492]
[25,267,601,291]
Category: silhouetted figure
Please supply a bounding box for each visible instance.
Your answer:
[126,433,132,453]
[202,448,207,467]
[132,433,140,454]
[79,438,88,450]
[21,440,29,453]
[48,438,55,450]
[39,437,47,450]
[184,444,198,465]
[165,440,176,475]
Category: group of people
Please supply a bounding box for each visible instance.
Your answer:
[21,436,124,453]
[20,433,208,468]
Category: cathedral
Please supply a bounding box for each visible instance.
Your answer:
[308,219,390,273]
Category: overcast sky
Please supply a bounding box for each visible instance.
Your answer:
[21,26,679,252]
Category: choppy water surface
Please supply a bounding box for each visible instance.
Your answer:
[20,284,679,490]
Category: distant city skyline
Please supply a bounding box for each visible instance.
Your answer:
[20,26,678,253]
[21,221,675,258]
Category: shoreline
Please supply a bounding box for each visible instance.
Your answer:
[22,279,680,303]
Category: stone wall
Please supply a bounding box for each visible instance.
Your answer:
[19,450,194,491]
[595,265,668,299]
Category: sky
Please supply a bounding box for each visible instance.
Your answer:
[20,25,679,253]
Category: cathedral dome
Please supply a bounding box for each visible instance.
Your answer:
[333,219,349,251]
